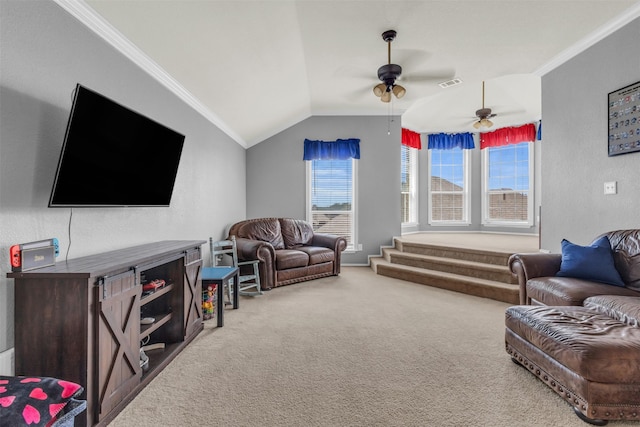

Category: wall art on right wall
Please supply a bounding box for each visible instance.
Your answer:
[608,80,640,156]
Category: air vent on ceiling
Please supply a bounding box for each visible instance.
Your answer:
[438,78,463,88]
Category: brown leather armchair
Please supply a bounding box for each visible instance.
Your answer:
[509,229,640,305]
[228,218,347,290]
[506,229,640,425]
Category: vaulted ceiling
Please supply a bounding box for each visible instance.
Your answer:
[67,0,640,147]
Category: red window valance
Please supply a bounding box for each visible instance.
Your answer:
[401,128,422,149]
[480,123,536,149]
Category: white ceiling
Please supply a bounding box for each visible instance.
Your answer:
[69,0,640,147]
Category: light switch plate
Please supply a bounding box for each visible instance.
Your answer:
[604,181,617,195]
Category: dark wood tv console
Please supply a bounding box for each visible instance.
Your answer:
[8,240,206,426]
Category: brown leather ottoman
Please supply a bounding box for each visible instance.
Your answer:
[505,304,640,425]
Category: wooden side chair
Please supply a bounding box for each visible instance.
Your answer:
[209,236,262,303]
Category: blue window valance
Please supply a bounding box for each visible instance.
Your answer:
[537,120,542,140]
[427,133,475,150]
[303,138,360,160]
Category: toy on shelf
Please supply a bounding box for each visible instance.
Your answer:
[202,284,216,320]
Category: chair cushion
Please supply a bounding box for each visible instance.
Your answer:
[584,295,640,327]
[601,229,640,289]
[526,276,640,306]
[235,218,285,250]
[295,246,334,265]
[280,218,314,248]
[614,250,640,290]
[275,249,309,270]
[556,236,625,287]
[601,229,640,255]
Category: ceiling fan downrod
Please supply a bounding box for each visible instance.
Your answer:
[474,81,494,129]
[373,30,405,102]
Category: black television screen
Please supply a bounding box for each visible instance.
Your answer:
[49,84,185,207]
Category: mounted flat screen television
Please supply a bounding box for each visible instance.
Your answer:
[49,84,185,207]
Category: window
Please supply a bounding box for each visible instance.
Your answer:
[401,145,418,225]
[482,141,533,225]
[306,159,357,250]
[428,148,470,224]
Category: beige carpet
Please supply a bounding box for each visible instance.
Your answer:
[109,267,634,427]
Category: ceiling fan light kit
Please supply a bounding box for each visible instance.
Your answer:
[372,30,406,102]
[473,81,497,128]
[473,118,494,129]
[373,83,386,97]
[392,84,406,99]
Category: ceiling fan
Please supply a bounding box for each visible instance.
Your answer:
[473,81,497,129]
[372,30,406,103]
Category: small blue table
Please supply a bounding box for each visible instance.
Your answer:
[201,266,239,327]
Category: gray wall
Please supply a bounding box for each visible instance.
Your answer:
[0,0,246,372]
[541,17,640,252]
[246,116,402,264]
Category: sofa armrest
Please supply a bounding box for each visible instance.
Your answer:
[311,233,348,274]
[509,253,562,305]
[233,237,277,290]
[312,233,347,250]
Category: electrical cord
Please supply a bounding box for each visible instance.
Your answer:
[65,207,72,262]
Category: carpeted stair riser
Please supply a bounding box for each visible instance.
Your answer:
[376,263,519,304]
[386,250,516,283]
[397,241,511,266]
[371,237,523,303]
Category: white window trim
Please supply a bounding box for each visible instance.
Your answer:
[481,142,535,227]
[427,148,471,226]
[305,159,359,252]
[401,145,419,229]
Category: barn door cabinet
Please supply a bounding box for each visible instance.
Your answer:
[8,240,205,427]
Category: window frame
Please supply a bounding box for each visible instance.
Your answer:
[481,141,534,227]
[427,148,471,226]
[401,145,419,228]
[305,158,358,252]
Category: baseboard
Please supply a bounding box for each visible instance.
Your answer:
[0,347,14,376]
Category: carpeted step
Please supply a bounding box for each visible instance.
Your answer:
[371,258,519,304]
[396,240,512,266]
[382,247,517,284]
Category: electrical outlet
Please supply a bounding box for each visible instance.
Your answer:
[604,181,617,195]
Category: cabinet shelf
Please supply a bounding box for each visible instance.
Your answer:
[141,283,174,305]
[140,312,172,340]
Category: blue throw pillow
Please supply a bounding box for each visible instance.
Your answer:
[556,236,625,287]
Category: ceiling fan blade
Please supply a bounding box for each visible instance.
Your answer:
[343,85,374,102]
[401,68,456,84]
[391,49,431,69]
[490,108,526,117]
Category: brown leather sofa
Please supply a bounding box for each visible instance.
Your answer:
[228,218,347,290]
[506,229,640,425]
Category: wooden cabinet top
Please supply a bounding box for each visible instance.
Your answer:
[7,240,205,280]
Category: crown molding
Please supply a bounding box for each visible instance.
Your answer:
[535,2,640,76]
[52,0,247,148]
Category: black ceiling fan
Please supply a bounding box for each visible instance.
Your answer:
[372,30,406,103]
